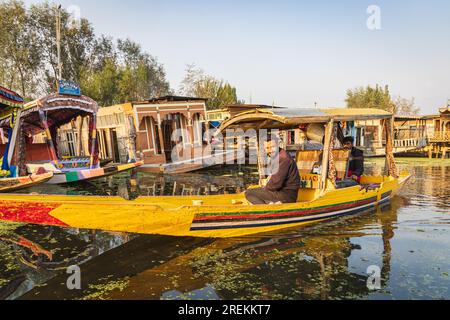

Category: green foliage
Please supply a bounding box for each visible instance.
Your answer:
[179,64,243,110]
[346,84,394,112]
[346,84,420,115]
[0,0,41,98]
[0,0,171,105]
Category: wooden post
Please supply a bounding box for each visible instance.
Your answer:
[76,116,84,156]
[320,120,334,193]
[157,122,165,155]
[89,114,99,169]
[38,109,59,164]
[384,117,399,178]
[6,109,22,167]
[256,131,265,186]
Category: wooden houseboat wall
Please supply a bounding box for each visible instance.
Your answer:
[133,96,208,171]
[428,103,450,158]
[96,103,137,164]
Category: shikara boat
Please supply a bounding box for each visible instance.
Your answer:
[0,108,410,238]
[0,172,53,192]
[0,86,53,192]
[0,83,142,185]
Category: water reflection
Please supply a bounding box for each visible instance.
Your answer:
[16,205,397,300]
[0,223,134,300]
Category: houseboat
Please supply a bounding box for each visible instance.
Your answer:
[428,102,450,158]
[0,82,142,185]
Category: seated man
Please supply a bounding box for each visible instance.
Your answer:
[343,136,364,183]
[245,137,301,205]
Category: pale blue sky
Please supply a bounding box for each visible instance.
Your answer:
[23,0,450,114]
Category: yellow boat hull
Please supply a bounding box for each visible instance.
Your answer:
[0,174,411,238]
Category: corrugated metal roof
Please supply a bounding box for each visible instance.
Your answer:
[219,107,393,131]
[133,96,207,104]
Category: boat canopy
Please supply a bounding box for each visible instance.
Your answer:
[0,93,98,134]
[219,108,393,131]
[0,86,24,110]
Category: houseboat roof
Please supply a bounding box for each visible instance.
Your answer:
[98,103,133,117]
[133,96,207,105]
[219,108,393,131]
[394,115,438,121]
[0,86,24,110]
[439,106,450,115]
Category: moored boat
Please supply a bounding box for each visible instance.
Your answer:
[1,86,55,192]
[0,108,411,238]
[0,172,53,192]
[0,82,143,185]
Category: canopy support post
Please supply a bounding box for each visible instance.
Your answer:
[38,109,59,165]
[89,114,99,169]
[256,131,265,186]
[76,116,84,157]
[384,117,399,178]
[320,120,334,194]
[5,109,22,169]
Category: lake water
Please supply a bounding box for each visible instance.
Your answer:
[0,159,449,300]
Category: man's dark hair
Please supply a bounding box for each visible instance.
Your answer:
[343,136,355,144]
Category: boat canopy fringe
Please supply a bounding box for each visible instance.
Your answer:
[0,86,24,110]
[327,123,338,187]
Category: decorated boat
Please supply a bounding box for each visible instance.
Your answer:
[0,82,142,185]
[0,172,54,192]
[0,86,55,192]
[0,108,410,237]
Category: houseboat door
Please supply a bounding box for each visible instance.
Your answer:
[110,129,121,163]
[162,120,174,162]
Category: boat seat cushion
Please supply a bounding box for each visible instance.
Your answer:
[295,149,351,181]
[296,150,322,175]
[27,163,62,174]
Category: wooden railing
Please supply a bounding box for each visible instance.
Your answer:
[394,137,428,149]
[429,133,450,142]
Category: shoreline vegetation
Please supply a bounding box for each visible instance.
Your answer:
[0,0,241,110]
[1,1,422,115]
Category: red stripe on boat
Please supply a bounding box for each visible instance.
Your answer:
[194,198,376,222]
[0,201,68,227]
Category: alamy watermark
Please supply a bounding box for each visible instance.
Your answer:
[66,265,81,290]
[169,128,281,175]
[367,5,381,30]
[67,5,82,30]
[367,265,381,290]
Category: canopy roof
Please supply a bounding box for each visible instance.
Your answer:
[219,108,393,131]
[439,106,450,115]
[0,93,98,133]
[0,86,24,110]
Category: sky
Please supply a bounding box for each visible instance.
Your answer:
[23,0,450,114]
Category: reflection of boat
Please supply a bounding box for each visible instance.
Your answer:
[0,86,143,185]
[0,108,410,238]
[0,86,53,191]
[20,203,397,300]
[137,172,246,196]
